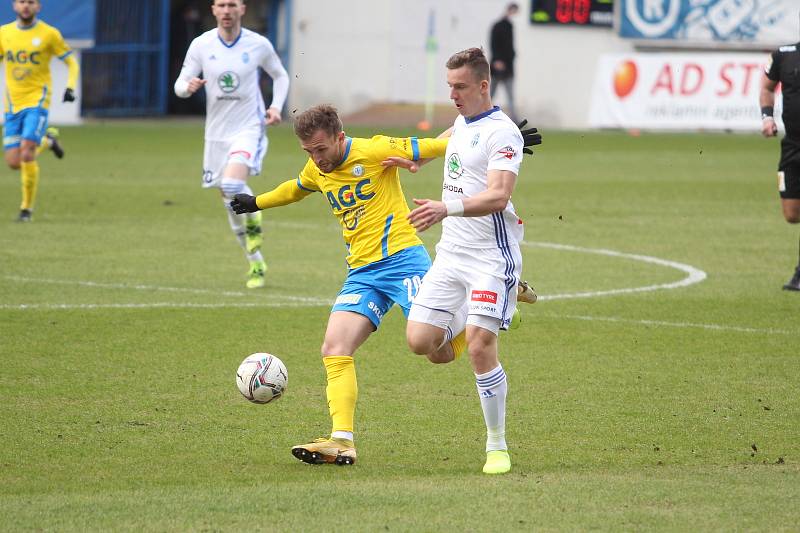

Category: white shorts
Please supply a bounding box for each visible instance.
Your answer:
[408,243,522,332]
[201,124,268,188]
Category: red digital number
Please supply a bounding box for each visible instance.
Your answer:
[555,0,572,23]
[574,0,590,24]
[554,0,591,24]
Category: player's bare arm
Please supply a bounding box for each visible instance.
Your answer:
[407,169,516,232]
[760,73,778,138]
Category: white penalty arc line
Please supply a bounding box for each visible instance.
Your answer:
[2,275,329,304]
[521,241,707,300]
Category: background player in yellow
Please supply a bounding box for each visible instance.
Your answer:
[1,0,78,222]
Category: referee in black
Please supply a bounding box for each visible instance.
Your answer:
[761,35,800,291]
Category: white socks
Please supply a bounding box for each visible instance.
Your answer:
[221,178,263,263]
[475,364,508,452]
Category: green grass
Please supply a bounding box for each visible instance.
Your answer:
[1,122,798,531]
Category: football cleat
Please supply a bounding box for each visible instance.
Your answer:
[245,212,263,254]
[482,450,511,474]
[246,260,266,289]
[45,127,64,159]
[16,208,32,222]
[509,308,521,330]
[517,280,537,304]
[783,267,800,292]
[291,437,357,466]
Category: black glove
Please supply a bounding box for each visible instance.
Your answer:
[63,88,75,103]
[230,194,259,214]
[517,119,542,155]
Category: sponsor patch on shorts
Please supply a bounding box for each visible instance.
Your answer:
[335,294,362,305]
[471,290,498,304]
[778,171,786,192]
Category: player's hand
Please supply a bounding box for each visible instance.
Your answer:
[266,107,282,126]
[407,198,447,232]
[761,117,778,138]
[517,119,542,155]
[187,78,207,94]
[62,88,75,103]
[382,156,420,173]
[230,194,259,214]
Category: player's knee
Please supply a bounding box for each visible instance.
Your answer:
[425,351,454,364]
[783,209,800,224]
[406,329,443,356]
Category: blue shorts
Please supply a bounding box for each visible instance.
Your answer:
[332,245,432,329]
[4,107,49,149]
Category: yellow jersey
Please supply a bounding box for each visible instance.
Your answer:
[0,19,72,113]
[297,135,449,269]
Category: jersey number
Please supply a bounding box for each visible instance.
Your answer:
[403,275,423,303]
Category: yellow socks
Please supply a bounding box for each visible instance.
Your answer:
[20,161,40,210]
[450,330,467,360]
[323,355,357,435]
[36,136,53,156]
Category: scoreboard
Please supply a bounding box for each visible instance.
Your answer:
[530,0,613,27]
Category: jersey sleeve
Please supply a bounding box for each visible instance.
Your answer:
[296,159,321,192]
[174,38,203,96]
[486,127,523,175]
[766,50,781,80]
[50,27,72,59]
[366,135,448,161]
[258,36,289,111]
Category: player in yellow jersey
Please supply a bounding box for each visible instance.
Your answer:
[231,104,541,466]
[1,0,79,222]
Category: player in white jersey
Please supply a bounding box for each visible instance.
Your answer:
[406,48,526,475]
[174,0,289,289]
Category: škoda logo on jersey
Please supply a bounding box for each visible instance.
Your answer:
[447,153,463,179]
[218,71,240,93]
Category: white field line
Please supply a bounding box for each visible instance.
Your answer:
[521,241,707,300]
[0,276,331,309]
[543,314,792,335]
[0,302,327,310]
[2,242,708,314]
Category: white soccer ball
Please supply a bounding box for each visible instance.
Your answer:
[236,353,288,404]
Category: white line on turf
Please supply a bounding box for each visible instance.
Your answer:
[521,241,707,300]
[2,275,328,304]
[0,302,326,310]
[543,314,792,335]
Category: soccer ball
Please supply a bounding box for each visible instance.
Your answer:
[236,353,288,404]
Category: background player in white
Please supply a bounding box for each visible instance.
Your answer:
[174,0,289,288]
[405,48,526,475]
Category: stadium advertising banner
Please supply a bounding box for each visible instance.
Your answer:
[589,53,784,131]
[617,0,798,48]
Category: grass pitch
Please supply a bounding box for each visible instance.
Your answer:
[1,122,798,531]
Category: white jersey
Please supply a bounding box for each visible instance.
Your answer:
[175,28,289,141]
[440,106,524,249]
